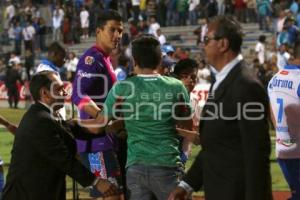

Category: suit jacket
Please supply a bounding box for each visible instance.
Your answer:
[3,103,95,200]
[183,61,272,200]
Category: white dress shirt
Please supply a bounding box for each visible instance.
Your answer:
[212,54,243,92]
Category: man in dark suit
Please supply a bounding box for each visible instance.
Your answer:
[168,16,272,200]
[2,71,120,200]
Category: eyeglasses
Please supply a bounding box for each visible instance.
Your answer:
[203,35,221,45]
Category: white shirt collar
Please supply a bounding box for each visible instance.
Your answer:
[212,54,243,91]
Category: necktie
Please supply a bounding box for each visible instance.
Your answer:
[208,70,216,99]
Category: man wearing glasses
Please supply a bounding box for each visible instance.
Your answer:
[169,16,272,200]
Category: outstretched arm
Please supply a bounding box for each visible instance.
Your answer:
[0,115,17,135]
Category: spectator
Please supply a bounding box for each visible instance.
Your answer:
[277,10,288,33]
[206,0,218,18]
[4,62,23,109]
[176,0,189,26]
[277,43,291,70]
[7,24,15,45]
[22,20,36,52]
[253,58,268,88]
[24,49,35,80]
[157,0,167,26]
[277,26,289,47]
[246,0,257,23]
[148,16,160,37]
[65,52,79,82]
[257,0,271,31]
[52,8,63,41]
[156,28,166,45]
[4,0,16,23]
[15,62,28,82]
[62,17,71,44]
[129,20,139,39]
[35,42,66,77]
[255,35,267,65]
[140,0,147,20]
[234,0,247,23]
[161,43,177,64]
[173,58,199,165]
[32,17,41,54]
[38,17,47,52]
[174,47,189,60]
[8,52,21,67]
[166,0,177,26]
[34,41,68,119]
[115,53,130,81]
[137,19,149,34]
[80,6,90,40]
[188,0,200,25]
[13,21,22,55]
[191,59,212,127]
[146,0,157,19]
[285,17,300,46]
[289,0,300,16]
[0,60,6,81]
[132,0,141,23]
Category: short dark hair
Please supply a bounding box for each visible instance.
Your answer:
[96,9,122,28]
[210,16,243,53]
[30,71,55,102]
[258,35,266,43]
[48,42,65,55]
[118,53,130,66]
[173,58,198,77]
[293,39,300,59]
[132,34,162,69]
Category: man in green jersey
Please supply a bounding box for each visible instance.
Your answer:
[98,34,195,200]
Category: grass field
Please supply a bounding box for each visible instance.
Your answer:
[0,108,289,198]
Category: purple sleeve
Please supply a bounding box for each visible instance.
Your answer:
[71,53,104,110]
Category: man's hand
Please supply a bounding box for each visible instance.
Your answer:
[95,178,121,197]
[6,124,17,135]
[176,127,200,145]
[106,120,124,133]
[168,186,189,200]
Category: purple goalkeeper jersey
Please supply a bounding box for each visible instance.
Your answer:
[71,45,117,153]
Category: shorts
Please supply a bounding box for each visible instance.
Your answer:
[277,159,300,200]
[80,150,123,197]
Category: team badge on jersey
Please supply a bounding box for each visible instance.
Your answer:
[85,56,95,65]
[280,70,289,75]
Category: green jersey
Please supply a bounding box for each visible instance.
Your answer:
[103,74,191,167]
